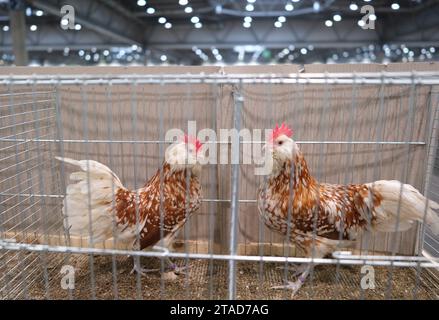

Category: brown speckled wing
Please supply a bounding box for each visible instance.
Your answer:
[258,152,381,255]
[113,163,202,250]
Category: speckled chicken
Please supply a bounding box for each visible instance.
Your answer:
[258,123,439,296]
[56,135,203,275]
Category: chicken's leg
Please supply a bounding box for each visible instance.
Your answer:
[271,263,312,298]
[276,263,309,277]
[130,256,160,276]
[159,228,190,275]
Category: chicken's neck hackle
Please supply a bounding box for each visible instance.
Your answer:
[270,148,317,193]
[144,162,199,188]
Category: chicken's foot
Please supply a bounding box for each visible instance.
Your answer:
[276,263,309,277]
[165,257,190,275]
[271,264,312,298]
[130,256,160,276]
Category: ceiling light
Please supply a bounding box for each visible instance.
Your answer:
[369,14,377,21]
[333,14,341,21]
[391,3,400,10]
[244,16,252,23]
[313,1,320,12]
[325,20,333,27]
[78,50,85,57]
[349,3,358,10]
[300,48,307,54]
[184,6,193,13]
[245,4,254,11]
[74,24,82,30]
[243,21,251,28]
[278,16,286,23]
[274,21,282,28]
[194,22,202,28]
[164,22,172,29]
[2,25,9,32]
[137,0,146,7]
[191,16,200,23]
[285,3,294,11]
[35,10,44,16]
[357,20,365,27]
[158,17,167,24]
[160,55,167,62]
[179,0,189,5]
[29,24,38,31]
[103,50,110,56]
[146,7,155,14]
[25,8,32,16]
[61,19,69,26]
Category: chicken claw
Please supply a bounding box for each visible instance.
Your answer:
[276,263,309,277]
[130,264,160,276]
[271,279,304,298]
[166,261,190,275]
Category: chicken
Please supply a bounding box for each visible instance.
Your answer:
[56,134,204,275]
[258,123,439,296]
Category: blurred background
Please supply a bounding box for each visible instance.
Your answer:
[0,0,438,66]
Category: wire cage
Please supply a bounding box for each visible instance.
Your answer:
[0,66,439,300]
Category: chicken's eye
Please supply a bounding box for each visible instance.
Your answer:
[278,141,283,145]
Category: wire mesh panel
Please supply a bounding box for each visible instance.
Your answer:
[423,87,439,261]
[0,83,62,299]
[0,70,438,300]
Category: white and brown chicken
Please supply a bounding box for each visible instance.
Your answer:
[57,135,204,276]
[258,123,439,296]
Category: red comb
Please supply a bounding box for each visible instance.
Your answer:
[183,134,203,153]
[269,123,293,141]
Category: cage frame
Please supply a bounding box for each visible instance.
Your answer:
[1,66,439,300]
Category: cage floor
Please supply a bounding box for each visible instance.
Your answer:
[2,251,438,300]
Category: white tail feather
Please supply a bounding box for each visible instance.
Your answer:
[56,157,125,242]
[368,180,439,235]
